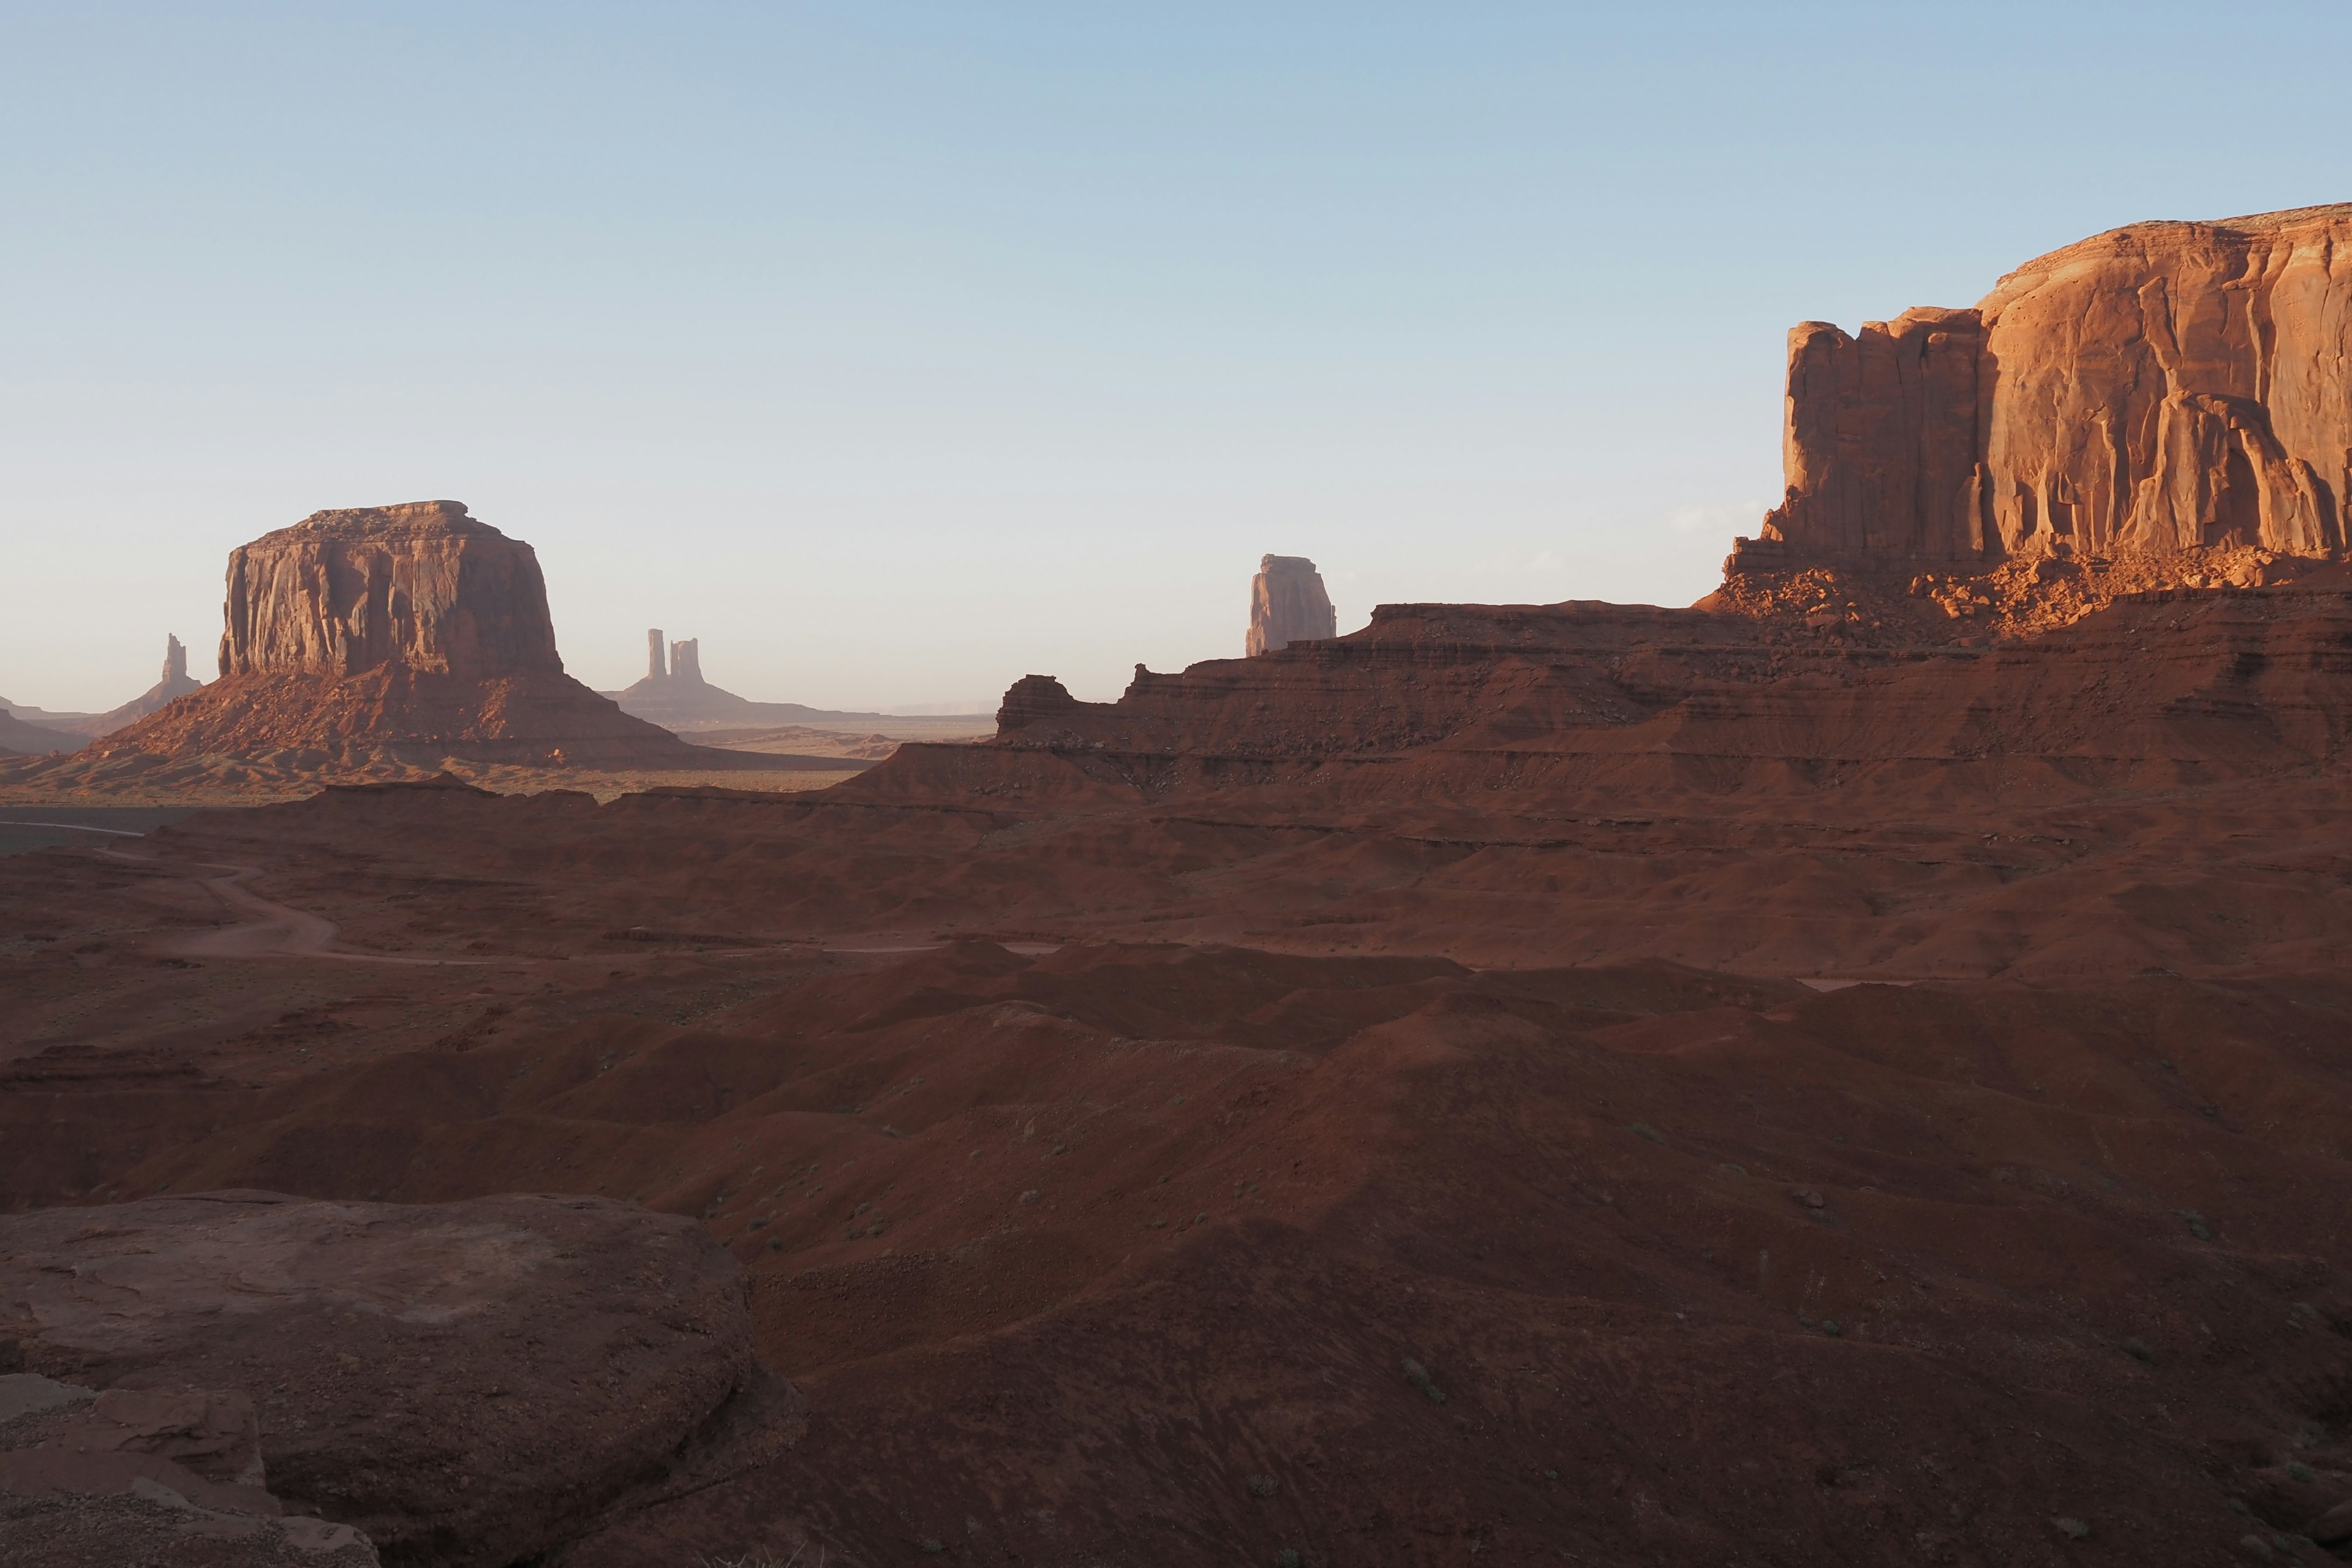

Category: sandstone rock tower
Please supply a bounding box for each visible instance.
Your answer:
[108,502,707,765]
[647,628,667,681]
[1740,203,2352,571]
[670,638,702,684]
[1246,556,1337,656]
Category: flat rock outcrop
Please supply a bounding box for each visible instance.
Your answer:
[1751,203,2352,570]
[1246,554,1337,655]
[0,1190,791,1567]
[91,505,731,767]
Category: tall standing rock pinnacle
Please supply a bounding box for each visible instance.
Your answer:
[647,628,668,682]
[1246,556,1338,657]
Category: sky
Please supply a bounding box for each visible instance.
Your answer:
[5,1,2350,711]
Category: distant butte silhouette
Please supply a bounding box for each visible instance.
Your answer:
[611,628,981,736]
[1246,554,1336,655]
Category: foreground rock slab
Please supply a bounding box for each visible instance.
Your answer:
[0,1191,788,1567]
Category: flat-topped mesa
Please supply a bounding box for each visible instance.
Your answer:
[1740,203,2352,574]
[221,500,564,679]
[99,502,727,767]
[1247,555,1338,655]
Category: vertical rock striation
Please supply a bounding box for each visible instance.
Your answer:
[1246,556,1338,656]
[219,500,564,679]
[1749,203,2352,570]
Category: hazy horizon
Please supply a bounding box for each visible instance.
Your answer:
[7,1,2349,712]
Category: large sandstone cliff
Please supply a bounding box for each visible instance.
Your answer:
[219,501,563,679]
[1754,203,2352,568]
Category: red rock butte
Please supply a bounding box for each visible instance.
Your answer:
[1742,203,2352,573]
[1246,554,1337,656]
[104,501,720,767]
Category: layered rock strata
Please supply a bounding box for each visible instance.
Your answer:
[1246,555,1337,655]
[873,565,2352,811]
[1748,203,2352,571]
[101,504,723,766]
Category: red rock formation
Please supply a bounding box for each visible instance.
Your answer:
[219,501,562,679]
[1246,554,1337,655]
[102,503,722,767]
[995,673,1080,733]
[1751,203,2352,570]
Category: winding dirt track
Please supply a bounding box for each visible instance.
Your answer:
[100,847,488,966]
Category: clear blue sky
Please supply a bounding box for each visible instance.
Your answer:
[5,1,2347,710]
